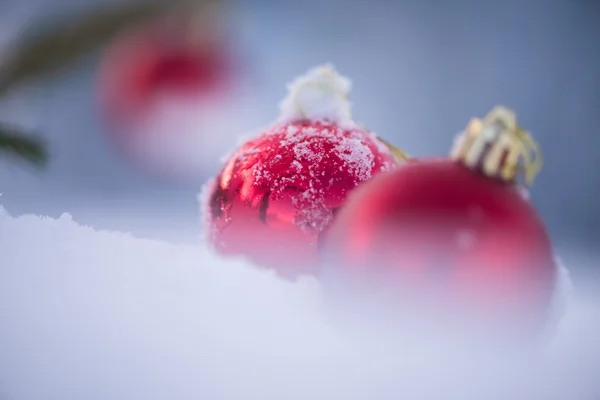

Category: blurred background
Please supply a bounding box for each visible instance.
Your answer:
[0,0,598,252]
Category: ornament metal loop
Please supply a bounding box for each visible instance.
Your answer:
[450,106,543,186]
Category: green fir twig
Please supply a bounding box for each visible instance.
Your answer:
[0,0,187,96]
[0,124,48,167]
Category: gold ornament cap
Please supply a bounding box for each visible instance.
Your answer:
[450,106,542,186]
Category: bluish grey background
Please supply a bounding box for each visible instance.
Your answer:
[0,0,598,250]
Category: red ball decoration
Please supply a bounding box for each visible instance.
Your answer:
[97,14,238,181]
[321,107,558,333]
[99,26,231,122]
[205,66,401,278]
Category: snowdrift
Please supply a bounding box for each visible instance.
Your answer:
[1,209,599,400]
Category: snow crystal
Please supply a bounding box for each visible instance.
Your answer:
[286,125,299,135]
[291,160,303,172]
[278,64,355,128]
[333,138,375,181]
[2,210,596,400]
[292,140,324,164]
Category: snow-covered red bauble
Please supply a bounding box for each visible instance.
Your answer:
[321,106,565,335]
[204,65,404,278]
[97,12,241,182]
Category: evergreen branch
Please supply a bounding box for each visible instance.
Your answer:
[0,124,48,167]
[0,0,190,97]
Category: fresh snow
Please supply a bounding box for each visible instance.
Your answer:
[0,208,599,400]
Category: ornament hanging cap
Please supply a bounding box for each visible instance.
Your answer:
[278,64,353,125]
[450,106,543,187]
[277,64,410,162]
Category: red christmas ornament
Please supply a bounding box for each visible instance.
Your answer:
[205,65,404,278]
[97,12,239,181]
[322,107,558,333]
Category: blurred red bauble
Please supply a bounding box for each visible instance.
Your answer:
[97,13,241,182]
[321,107,558,333]
[98,25,231,122]
[205,65,401,278]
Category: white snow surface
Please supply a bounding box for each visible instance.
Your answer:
[278,64,354,128]
[1,208,600,400]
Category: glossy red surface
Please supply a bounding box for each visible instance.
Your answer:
[207,120,397,278]
[322,158,557,327]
